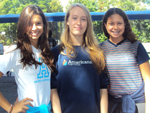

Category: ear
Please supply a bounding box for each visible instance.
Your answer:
[67,21,69,25]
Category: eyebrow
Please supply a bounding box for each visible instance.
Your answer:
[72,15,86,18]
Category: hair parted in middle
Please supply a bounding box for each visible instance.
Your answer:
[102,8,137,43]
[17,5,55,71]
[60,3,105,74]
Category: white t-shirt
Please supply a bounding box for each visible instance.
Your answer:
[0,45,51,106]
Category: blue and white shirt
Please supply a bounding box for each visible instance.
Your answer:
[52,45,109,113]
[0,45,53,106]
[100,39,149,98]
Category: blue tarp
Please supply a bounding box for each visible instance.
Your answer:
[0,10,150,23]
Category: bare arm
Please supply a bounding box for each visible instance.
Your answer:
[139,61,150,113]
[0,71,33,113]
[100,89,108,113]
[51,89,61,113]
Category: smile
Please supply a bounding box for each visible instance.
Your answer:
[75,27,82,30]
[112,31,120,33]
[30,32,39,36]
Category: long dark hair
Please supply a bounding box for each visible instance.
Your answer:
[102,8,137,43]
[17,5,54,71]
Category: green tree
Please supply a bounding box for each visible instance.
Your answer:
[0,0,63,45]
[67,0,150,43]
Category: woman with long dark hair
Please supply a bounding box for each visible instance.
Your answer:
[0,5,61,113]
[101,8,150,113]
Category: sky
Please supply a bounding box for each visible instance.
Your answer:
[60,0,69,11]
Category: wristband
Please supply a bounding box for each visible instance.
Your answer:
[8,104,13,113]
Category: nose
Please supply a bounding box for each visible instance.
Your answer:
[77,19,81,25]
[31,24,37,30]
[114,24,118,29]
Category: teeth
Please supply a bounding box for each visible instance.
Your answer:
[31,32,38,35]
[113,31,119,33]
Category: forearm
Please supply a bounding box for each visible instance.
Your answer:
[51,89,61,113]
[139,61,150,113]
[145,79,150,113]
[0,92,11,112]
[100,89,108,113]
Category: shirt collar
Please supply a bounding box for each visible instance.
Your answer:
[107,38,127,47]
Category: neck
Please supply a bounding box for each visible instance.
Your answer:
[70,33,83,46]
[31,41,38,49]
[109,37,124,45]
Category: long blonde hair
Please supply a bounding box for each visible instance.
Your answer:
[60,3,105,74]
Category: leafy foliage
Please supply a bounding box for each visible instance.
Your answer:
[67,0,150,43]
[0,0,63,45]
[0,0,150,45]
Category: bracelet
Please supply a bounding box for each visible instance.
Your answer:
[8,104,13,113]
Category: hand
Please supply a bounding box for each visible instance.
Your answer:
[12,97,33,113]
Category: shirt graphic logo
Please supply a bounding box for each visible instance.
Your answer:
[34,57,50,83]
[63,60,67,66]
[63,59,92,66]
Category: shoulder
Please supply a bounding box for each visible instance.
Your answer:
[52,45,61,64]
[132,40,141,45]
[99,40,108,46]
[51,45,60,54]
[128,40,141,49]
[4,44,18,54]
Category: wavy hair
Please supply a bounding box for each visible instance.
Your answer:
[60,3,105,74]
[16,5,54,71]
[102,8,137,43]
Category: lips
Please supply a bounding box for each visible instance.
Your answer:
[74,27,82,30]
[30,32,39,36]
[112,31,120,33]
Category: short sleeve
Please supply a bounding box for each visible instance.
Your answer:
[51,45,60,89]
[0,45,18,74]
[51,72,57,89]
[51,45,60,65]
[137,43,149,65]
[99,70,109,89]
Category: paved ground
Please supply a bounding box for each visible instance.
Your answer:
[0,76,17,113]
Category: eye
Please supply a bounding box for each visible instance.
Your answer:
[109,23,114,25]
[118,23,122,25]
[82,18,86,21]
[37,22,42,25]
[73,17,77,20]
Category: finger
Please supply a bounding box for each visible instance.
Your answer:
[24,102,34,107]
[23,105,29,110]
[23,97,33,102]
[24,102,33,107]
[21,109,26,113]
[28,102,34,107]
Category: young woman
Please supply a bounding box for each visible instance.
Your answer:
[52,3,109,113]
[0,5,61,113]
[100,8,150,113]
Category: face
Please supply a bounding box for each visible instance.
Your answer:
[67,6,87,38]
[105,14,125,42]
[26,14,44,45]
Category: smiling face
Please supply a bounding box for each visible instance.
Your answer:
[104,14,125,43]
[26,14,44,47]
[67,6,87,39]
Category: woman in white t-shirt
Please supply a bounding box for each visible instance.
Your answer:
[0,5,61,113]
